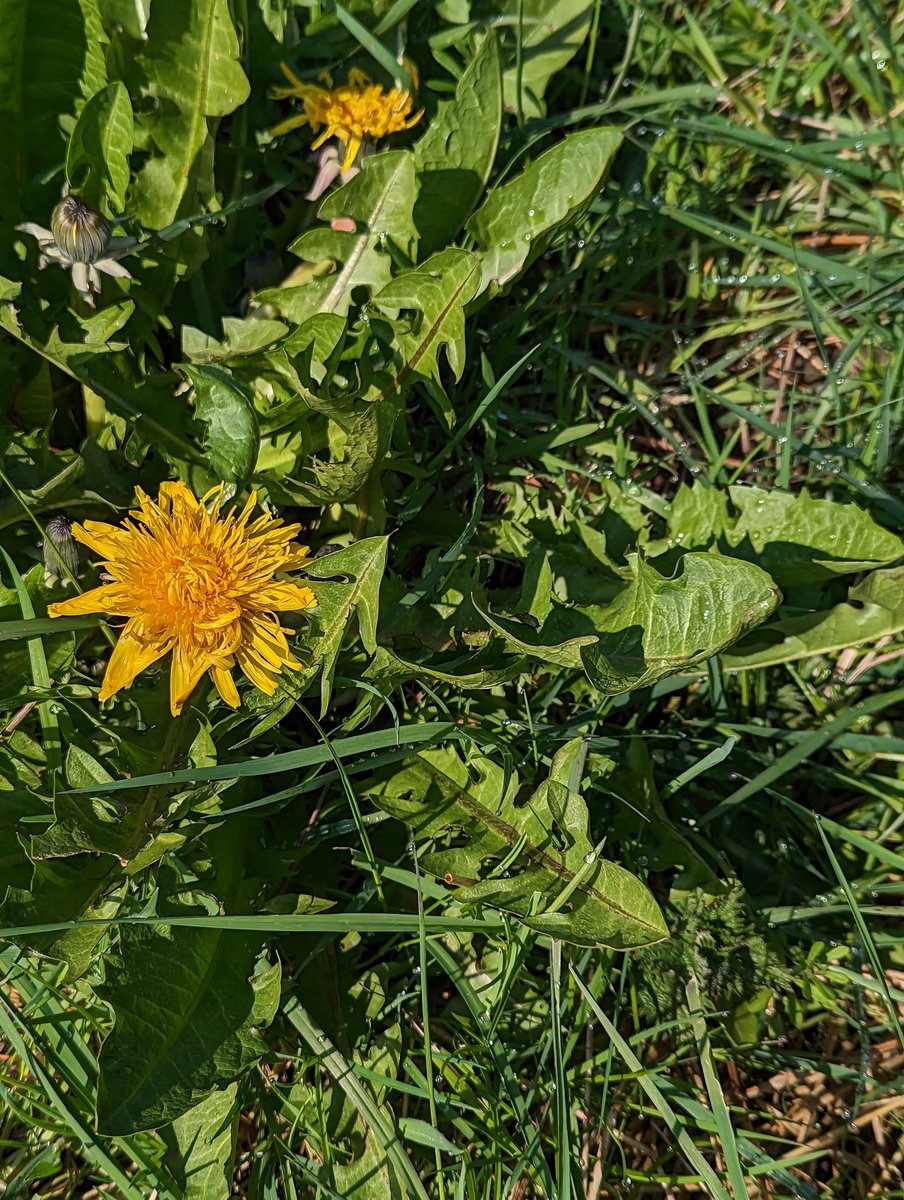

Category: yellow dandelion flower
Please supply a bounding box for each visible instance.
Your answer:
[271,65,424,173]
[48,481,317,717]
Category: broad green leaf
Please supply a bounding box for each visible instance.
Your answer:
[413,33,502,255]
[263,403,382,504]
[263,152,418,323]
[129,0,250,227]
[498,0,595,116]
[181,365,260,487]
[724,486,904,586]
[467,127,622,294]
[98,0,149,37]
[282,312,348,380]
[364,644,527,691]
[332,1125,394,1200]
[657,484,904,586]
[96,926,280,1133]
[30,746,143,861]
[161,1084,238,1200]
[0,855,119,978]
[182,317,289,364]
[66,82,133,213]
[652,483,728,550]
[297,538,389,715]
[580,553,780,694]
[0,0,106,233]
[369,740,667,949]
[473,597,598,669]
[723,566,904,671]
[372,248,482,386]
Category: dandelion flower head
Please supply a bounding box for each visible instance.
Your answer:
[271,65,423,173]
[16,194,138,307]
[48,482,317,716]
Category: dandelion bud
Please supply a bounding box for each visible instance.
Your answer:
[43,515,80,585]
[51,196,112,264]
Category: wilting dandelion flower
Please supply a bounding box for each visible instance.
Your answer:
[271,65,423,173]
[48,482,317,716]
[16,195,138,306]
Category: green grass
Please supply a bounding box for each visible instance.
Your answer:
[2,0,904,1197]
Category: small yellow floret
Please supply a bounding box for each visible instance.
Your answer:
[271,65,424,172]
[48,481,317,716]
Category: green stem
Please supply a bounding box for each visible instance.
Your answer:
[121,685,204,862]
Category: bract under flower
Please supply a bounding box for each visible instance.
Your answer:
[271,65,423,173]
[47,481,317,716]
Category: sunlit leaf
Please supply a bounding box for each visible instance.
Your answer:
[373,248,482,385]
[723,566,904,671]
[657,483,904,587]
[66,81,133,213]
[413,32,502,254]
[160,1085,238,1200]
[498,0,595,116]
[467,127,622,294]
[181,364,260,488]
[369,738,667,948]
[580,553,780,694]
[261,151,418,323]
[296,538,389,715]
[128,0,250,227]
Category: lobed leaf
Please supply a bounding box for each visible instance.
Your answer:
[580,553,780,694]
[369,739,667,949]
[160,1085,238,1200]
[723,566,904,671]
[656,483,904,587]
[297,538,389,715]
[263,151,418,323]
[499,0,595,116]
[373,248,482,386]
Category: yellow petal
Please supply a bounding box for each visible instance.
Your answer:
[341,136,362,173]
[243,623,296,671]
[48,584,133,618]
[245,583,317,612]
[98,620,171,701]
[270,114,313,138]
[279,61,306,89]
[169,642,211,717]
[236,650,280,695]
[210,664,241,708]
[70,519,130,559]
[282,545,311,569]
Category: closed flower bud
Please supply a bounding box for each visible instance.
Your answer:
[51,196,112,264]
[43,514,80,584]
